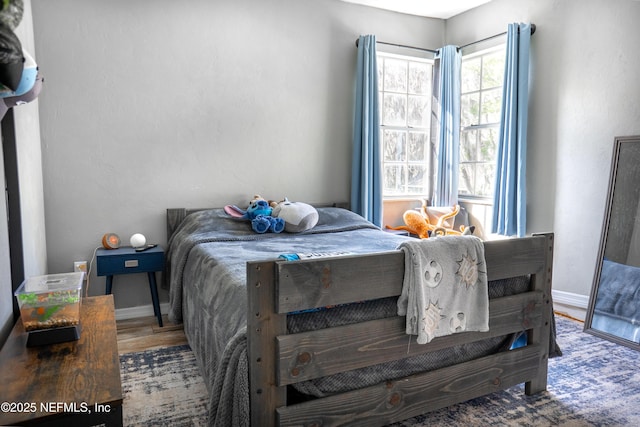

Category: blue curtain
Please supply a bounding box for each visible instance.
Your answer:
[433,45,461,207]
[492,23,531,237]
[351,35,382,226]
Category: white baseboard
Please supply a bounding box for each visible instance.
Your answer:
[115,302,170,321]
[552,289,590,322]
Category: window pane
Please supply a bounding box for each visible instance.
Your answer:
[480,88,502,124]
[377,57,384,90]
[383,93,407,126]
[383,130,406,161]
[460,129,478,162]
[408,62,430,95]
[407,165,427,194]
[459,46,505,199]
[479,128,498,162]
[384,58,408,92]
[384,164,406,194]
[461,57,481,93]
[461,93,479,127]
[481,51,505,89]
[476,163,495,197]
[459,163,475,196]
[408,131,427,161]
[408,95,429,127]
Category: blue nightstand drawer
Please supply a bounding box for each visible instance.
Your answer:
[96,246,164,276]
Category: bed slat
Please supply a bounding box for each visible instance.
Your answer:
[277,290,543,385]
[483,236,548,280]
[276,251,403,313]
[276,235,548,314]
[276,345,542,427]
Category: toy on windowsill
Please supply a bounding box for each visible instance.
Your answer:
[385,202,475,238]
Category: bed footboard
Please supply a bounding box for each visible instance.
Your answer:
[247,233,554,426]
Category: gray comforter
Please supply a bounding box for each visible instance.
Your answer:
[166,208,555,427]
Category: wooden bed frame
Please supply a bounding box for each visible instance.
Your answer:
[166,208,554,426]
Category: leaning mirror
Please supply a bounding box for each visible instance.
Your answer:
[585,135,640,350]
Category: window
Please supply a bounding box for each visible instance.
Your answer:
[377,53,433,198]
[377,47,505,201]
[459,47,506,198]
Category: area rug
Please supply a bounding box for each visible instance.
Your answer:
[119,344,208,426]
[391,316,640,427]
[120,316,640,426]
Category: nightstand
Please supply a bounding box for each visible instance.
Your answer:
[96,246,164,327]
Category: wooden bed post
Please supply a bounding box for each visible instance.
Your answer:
[247,260,287,427]
[526,232,554,395]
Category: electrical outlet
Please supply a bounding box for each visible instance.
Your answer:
[74,261,88,279]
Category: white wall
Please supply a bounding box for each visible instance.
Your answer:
[448,0,640,306]
[31,0,443,308]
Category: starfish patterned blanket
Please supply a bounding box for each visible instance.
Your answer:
[397,236,489,344]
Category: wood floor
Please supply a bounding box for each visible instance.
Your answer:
[116,314,187,355]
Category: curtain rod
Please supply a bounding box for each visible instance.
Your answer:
[355,24,536,53]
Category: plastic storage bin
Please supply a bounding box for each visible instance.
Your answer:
[15,272,84,345]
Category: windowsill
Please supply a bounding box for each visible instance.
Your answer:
[458,196,493,206]
[383,196,428,202]
[383,197,500,239]
[382,196,493,206]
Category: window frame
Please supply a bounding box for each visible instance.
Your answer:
[458,44,507,201]
[375,44,506,203]
[376,51,435,200]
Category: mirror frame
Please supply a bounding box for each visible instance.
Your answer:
[584,135,640,350]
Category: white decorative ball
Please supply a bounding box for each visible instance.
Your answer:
[130,233,146,248]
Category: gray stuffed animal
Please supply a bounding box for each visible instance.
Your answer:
[270,198,318,233]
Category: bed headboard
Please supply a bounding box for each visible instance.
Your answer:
[166,208,208,242]
[166,202,349,242]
